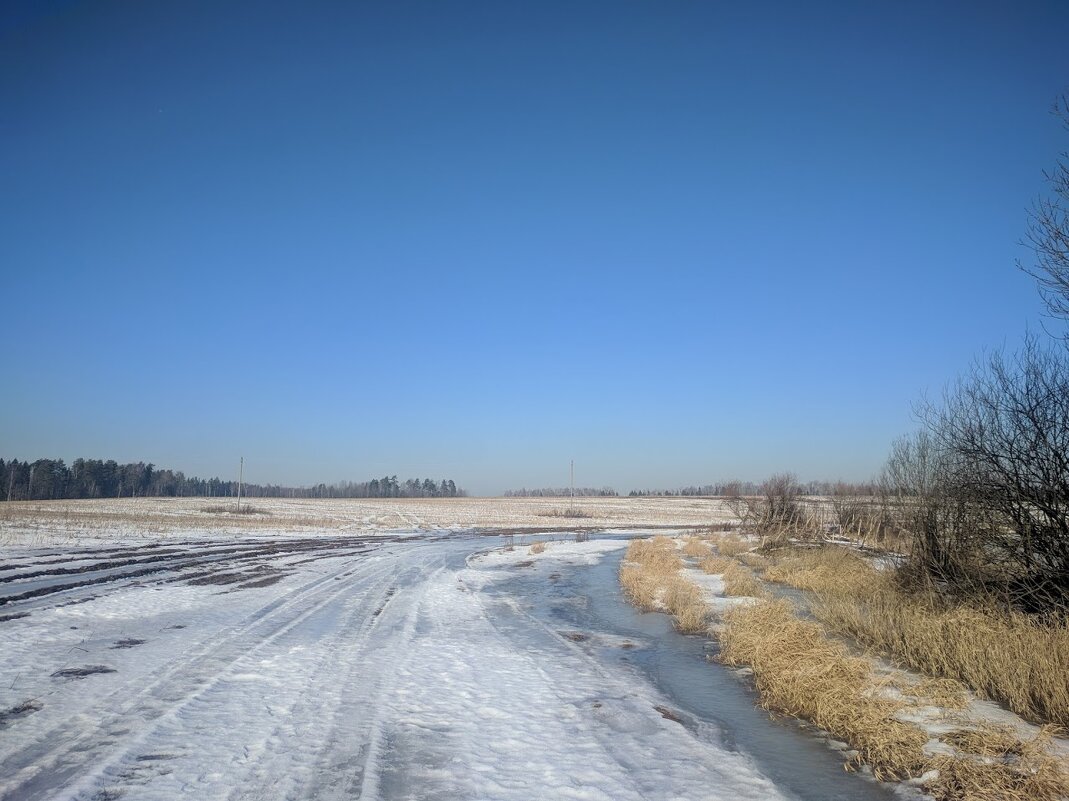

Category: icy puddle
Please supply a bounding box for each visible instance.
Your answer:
[476,539,899,801]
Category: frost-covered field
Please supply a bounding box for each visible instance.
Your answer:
[0,533,840,801]
[0,496,735,547]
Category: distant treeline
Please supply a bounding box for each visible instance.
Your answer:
[627,480,878,497]
[0,458,465,501]
[503,487,619,497]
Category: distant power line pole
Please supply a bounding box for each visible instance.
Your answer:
[236,457,244,511]
[570,459,575,513]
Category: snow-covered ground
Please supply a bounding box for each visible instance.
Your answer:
[0,532,894,801]
[0,497,736,547]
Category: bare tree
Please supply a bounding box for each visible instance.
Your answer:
[879,430,971,583]
[761,472,801,523]
[720,480,751,523]
[1022,94,1069,335]
[918,337,1069,611]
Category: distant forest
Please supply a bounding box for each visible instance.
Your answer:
[0,458,465,501]
[503,487,619,497]
[627,480,877,497]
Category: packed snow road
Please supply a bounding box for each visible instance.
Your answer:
[1,534,892,801]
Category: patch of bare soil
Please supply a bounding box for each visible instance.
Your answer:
[51,665,117,679]
[654,705,685,724]
[0,700,43,727]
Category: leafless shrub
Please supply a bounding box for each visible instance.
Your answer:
[1021,94,1069,339]
[909,337,1069,612]
[201,503,271,516]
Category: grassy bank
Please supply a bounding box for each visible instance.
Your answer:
[763,547,1069,727]
[618,535,1069,801]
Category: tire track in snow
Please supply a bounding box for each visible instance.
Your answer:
[0,543,405,800]
[228,557,446,801]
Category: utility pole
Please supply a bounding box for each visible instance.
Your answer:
[570,459,575,513]
[236,457,244,512]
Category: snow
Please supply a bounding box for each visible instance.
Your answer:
[0,497,737,547]
[1,534,800,800]
[471,537,629,568]
[681,568,762,613]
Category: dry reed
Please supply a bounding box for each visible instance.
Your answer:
[621,538,708,633]
[760,546,1069,727]
[700,556,769,599]
[622,540,1069,799]
[682,537,710,558]
[718,601,1069,799]
[662,577,709,634]
[736,552,770,569]
[763,546,878,598]
[926,727,1069,801]
[813,589,1069,727]
[719,600,928,780]
[715,535,752,557]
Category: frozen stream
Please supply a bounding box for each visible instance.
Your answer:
[0,533,900,800]
[480,542,898,801]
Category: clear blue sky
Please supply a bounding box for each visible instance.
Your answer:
[2,1,1068,495]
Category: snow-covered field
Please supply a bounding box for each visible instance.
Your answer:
[0,496,735,547]
[0,532,853,801]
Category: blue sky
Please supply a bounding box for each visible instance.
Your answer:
[2,1,1068,495]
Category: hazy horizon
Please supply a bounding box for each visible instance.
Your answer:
[4,2,1068,496]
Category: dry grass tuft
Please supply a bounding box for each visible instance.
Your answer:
[943,724,1025,758]
[760,546,1069,727]
[889,675,974,705]
[907,676,970,710]
[719,600,928,781]
[763,546,878,597]
[621,537,708,633]
[699,555,732,574]
[813,589,1069,727]
[700,556,769,599]
[626,536,684,574]
[715,535,752,557]
[736,552,770,569]
[529,541,546,554]
[620,563,662,611]
[621,538,1069,800]
[682,537,711,558]
[662,577,709,634]
[925,727,1069,801]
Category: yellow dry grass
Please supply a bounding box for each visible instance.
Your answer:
[620,537,708,633]
[763,546,878,597]
[699,555,732,574]
[719,600,928,780]
[926,727,1069,801]
[619,563,661,611]
[714,535,752,557]
[942,724,1025,757]
[699,556,769,599]
[622,538,1069,799]
[717,600,1069,800]
[759,546,1069,727]
[626,536,683,574]
[813,589,1069,727]
[735,551,770,569]
[662,576,709,634]
[900,676,970,710]
[682,537,710,557]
